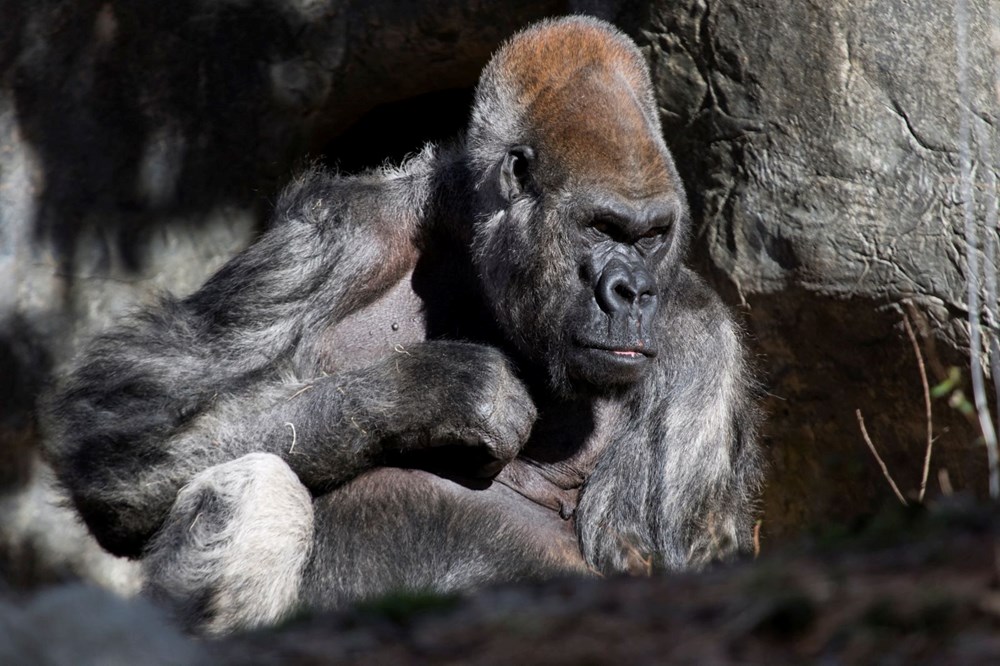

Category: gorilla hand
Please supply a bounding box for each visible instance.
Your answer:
[356,341,537,476]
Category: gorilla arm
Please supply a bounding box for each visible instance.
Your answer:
[41,151,521,559]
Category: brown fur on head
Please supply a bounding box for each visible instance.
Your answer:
[467,16,678,199]
[466,17,689,395]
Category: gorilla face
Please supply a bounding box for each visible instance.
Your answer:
[471,147,687,395]
[561,189,683,388]
[467,17,689,395]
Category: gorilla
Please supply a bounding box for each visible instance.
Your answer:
[43,16,763,635]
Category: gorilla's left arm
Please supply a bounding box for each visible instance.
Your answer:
[41,156,442,557]
[576,268,764,573]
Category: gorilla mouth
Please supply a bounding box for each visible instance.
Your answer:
[566,339,657,387]
[573,340,657,358]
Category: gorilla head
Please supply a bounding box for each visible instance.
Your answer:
[466,17,690,394]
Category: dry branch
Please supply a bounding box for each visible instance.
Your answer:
[856,409,908,506]
[902,310,934,502]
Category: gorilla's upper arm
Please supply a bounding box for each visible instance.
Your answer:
[42,157,438,556]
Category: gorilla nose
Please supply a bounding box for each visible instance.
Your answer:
[596,261,656,315]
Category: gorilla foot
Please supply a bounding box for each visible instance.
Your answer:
[142,453,314,635]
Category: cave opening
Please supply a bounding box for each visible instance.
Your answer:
[322,88,475,174]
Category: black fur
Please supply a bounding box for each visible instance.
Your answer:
[42,17,763,634]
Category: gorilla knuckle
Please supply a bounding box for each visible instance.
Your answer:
[470,385,534,453]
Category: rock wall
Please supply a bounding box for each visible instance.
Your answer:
[617,0,998,537]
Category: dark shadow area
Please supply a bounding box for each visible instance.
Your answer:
[384,445,504,490]
[323,88,474,174]
[726,288,990,543]
[0,316,51,489]
[7,0,318,273]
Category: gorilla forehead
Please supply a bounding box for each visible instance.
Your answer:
[487,17,675,197]
[491,17,651,105]
[528,70,672,196]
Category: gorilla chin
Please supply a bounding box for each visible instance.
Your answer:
[566,342,655,390]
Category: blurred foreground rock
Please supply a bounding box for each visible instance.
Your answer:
[219,506,1000,665]
[0,584,205,665]
[4,504,1000,665]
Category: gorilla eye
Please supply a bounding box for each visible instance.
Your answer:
[588,218,630,243]
[639,225,671,240]
[592,220,613,235]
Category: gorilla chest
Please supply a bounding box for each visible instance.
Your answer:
[318,273,429,373]
[316,243,495,374]
[498,399,620,515]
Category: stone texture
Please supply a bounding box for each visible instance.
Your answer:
[631,0,998,341]
[613,0,1000,537]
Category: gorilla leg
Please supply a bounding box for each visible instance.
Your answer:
[142,453,314,636]
[300,468,588,610]
[146,462,585,630]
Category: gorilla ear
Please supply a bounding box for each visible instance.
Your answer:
[500,145,535,202]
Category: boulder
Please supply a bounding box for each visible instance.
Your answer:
[621,0,998,535]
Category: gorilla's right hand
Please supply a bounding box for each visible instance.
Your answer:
[353,341,537,469]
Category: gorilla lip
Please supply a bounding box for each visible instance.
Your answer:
[568,343,655,386]
[574,340,657,358]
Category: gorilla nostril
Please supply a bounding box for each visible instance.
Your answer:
[614,283,636,303]
[596,264,644,314]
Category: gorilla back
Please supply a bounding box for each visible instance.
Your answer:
[43,17,763,635]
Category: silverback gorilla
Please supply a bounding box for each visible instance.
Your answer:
[44,17,763,635]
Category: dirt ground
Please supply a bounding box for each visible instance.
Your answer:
[214,501,1000,665]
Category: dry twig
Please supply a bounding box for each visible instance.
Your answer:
[287,384,315,401]
[938,468,954,496]
[856,409,908,506]
[902,309,934,502]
